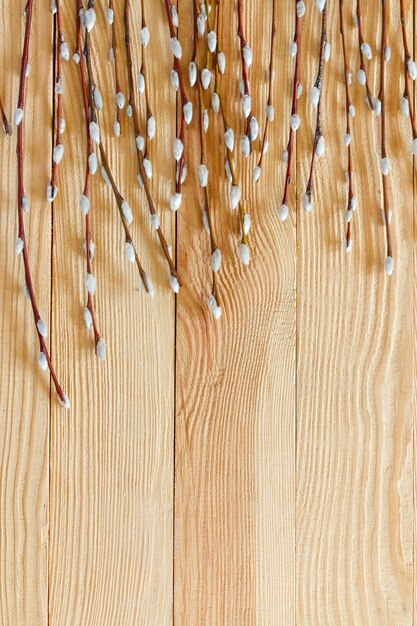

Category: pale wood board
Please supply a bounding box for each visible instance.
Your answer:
[0,0,414,624]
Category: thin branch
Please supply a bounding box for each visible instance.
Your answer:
[0,94,11,135]
[399,0,417,152]
[107,0,125,137]
[356,0,375,109]
[237,0,257,153]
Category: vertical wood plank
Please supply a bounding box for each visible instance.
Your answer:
[0,3,52,624]
[175,0,296,623]
[296,1,414,624]
[48,3,175,624]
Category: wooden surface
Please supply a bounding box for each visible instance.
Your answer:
[0,1,415,624]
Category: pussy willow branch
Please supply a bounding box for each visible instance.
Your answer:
[108,1,124,136]
[303,3,328,213]
[216,0,250,265]
[255,0,276,178]
[0,94,11,135]
[16,0,67,407]
[75,0,102,352]
[139,0,155,149]
[280,0,302,214]
[84,18,153,295]
[49,0,65,200]
[163,0,191,205]
[356,0,375,109]
[124,0,181,290]
[399,0,417,149]
[378,0,393,273]
[339,0,355,251]
[237,0,255,149]
[193,1,221,313]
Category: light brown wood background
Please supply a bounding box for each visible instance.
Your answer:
[0,0,415,624]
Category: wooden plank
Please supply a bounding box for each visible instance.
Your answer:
[296,1,414,623]
[0,3,52,624]
[48,3,175,624]
[174,0,296,623]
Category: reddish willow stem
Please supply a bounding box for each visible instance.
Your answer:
[17,0,66,405]
[257,0,276,171]
[109,0,123,131]
[399,0,417,140]
[49,1,64,195]
[75,0,102,348]
[0,94,11,135]
[281,0,301,208]
[124,0,181,286]
[140,0,154,152]
[84,17,152,294]
[379,0,392,262]
[305,4,327,204]
[216,1,249,253]
[339,0,355,250]
[193,4,220,303]
[163,0,190,196]
[356,0,374,109]
[237,0,252,138]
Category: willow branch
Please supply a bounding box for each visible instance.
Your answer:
[399,0,417,151]
[356,0,375,109]
[0,94,11,135]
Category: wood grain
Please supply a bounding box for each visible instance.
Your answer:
[0,3,52,624]
[0,0,415,624]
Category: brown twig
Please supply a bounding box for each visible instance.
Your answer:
[255,0,276,179]
[339,0,356,251]
[356,0,375,109]
[378,0,393,273]
[75,0,103,354]
[301,2,328,217]
[399,0,417,150]
[0,94,11,135]
[280,0,302,218]
[108,0,124,136]
[15,0,68,407]
[237,0,256,151]
[124,0,181,290]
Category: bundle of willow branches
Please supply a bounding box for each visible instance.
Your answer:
[3,0,415,407]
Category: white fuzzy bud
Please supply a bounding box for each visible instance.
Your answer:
[203,109,209,132]
[89,121,100,145]
[125,241,135,263]
[136,135,145,151]
[290,41,297,57]
[316,0,326,11]
[225,160,232,181]
[79,194,89,215]
[211,248,222,272]
[208,295,222,320]
[283,150,289,163]
[208,30,217,53]
[348,104,356,117]
[211,91,220,113]
[315,134,325,158]
[384,256,394,276]
[38,351,48,371]
[170,37,182,59]
[150,214,160,230]
[53,143,64,164]
[290,114,300,131]
[401,96,410,116]
[374,99,382,117]
[183,101,193,125]
[47,185,58,202]
[171,5,179,27]
[83,307,93,330]
[243,45,253,68]
[242,94,251,118]
[173,138,184,161]
[201,68,212,90]
[86,273,96,295]
[59,118,65,134]
[344,133,351,147]
[88,152,98,175]
[60,41,70,61]
[361,42,372,60]
[126,104,133,117]
[253,166,261,182]
[324,42,331,63]
[225,128,234,151]
[381,208,392,224]
[243,213,251,235]
[113,120,121,137]
[96,338,106,360]
[84,8,96,32]
[58,393,70,410]
[249,116,258,141]
[266,104,275,121]
[137,72,145,94]
[407,58,417,80]
[303,193,312,212]
[345,209,353,223]
[198,163,209,187]
[350,196,357,211]
[170,275,180,293]
[188,61,197,86]
[279,204,289,222]
[140,26,150,47]
[171,69,179,90]
[73,52,80,64]
[238,243,250,266]
[15,237,24,255]
[108,47,114,62]
[106,7,114,24]
[121,200,133,224]
[55,82,63,95]
[241,135,250,157]
[147,115,156,139]
[310,85,320,108]
[230,185,241,209]
[384,45,391,62]
[197,13,206,36]
[357,69,366,85]
[297,82,303,98]
[380,156,390,176]
[83,239,95,259]
[297,0,306,17]
[14,108,24,126]
[170,193,182,212]
[37,319,48,338]
[143,158,152,179]
[217,51,226,74]
[51,0,57,13]
[116,91,125,109]
[343,237,352,252]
